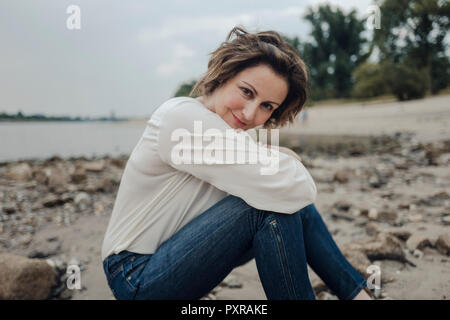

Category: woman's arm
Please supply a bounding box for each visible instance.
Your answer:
[264,145,302,163]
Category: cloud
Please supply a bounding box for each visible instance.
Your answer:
[136,6,306,45]
[156,43,196,76]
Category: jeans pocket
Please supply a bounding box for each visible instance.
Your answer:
[123,255,151,290]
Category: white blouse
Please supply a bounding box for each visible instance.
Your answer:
[101,96,317,260]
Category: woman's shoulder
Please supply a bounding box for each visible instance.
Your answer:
[158,96,204,113]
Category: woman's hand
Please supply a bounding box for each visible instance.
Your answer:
[263,144,302,162]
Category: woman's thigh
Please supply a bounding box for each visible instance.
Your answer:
[131,195,266,300]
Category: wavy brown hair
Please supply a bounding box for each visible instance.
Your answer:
[190,25,309,129]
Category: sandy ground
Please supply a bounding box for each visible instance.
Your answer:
[5,94,449,300]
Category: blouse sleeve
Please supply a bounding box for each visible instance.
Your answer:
[156,98,317,214]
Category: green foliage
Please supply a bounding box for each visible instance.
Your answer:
[173,80,198,98]
[374,0,449,95]
[301,4,371,100]
[351,62,389,99]
[386,62,429,101]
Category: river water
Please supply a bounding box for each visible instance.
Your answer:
[0,121,148,162]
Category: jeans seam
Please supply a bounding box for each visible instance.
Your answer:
[345,277,368,300]
[139,205,254,290]
[269,219,296,299]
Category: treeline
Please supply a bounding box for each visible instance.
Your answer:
[0,111,129,122]
[174,0,449,103]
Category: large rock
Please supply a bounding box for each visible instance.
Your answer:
[435,234,450,256]
[0,253,56,299]
[47,167,70,192]
[341,247,372,278]
[406,233,432,252]
[5,163,32,181]
[82,159,106,172]
[342,232,407,263]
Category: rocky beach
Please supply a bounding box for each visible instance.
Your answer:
[0,95,449,300]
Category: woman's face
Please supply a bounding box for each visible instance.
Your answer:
[198,64,289,131]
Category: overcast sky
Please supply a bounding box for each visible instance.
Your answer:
[0,0,373,118]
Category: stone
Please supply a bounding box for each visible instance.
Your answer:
[344,232,409,264]
[334,200,351,212]
[219,274,242,289]
[42,194,64,208]
[311,279,329,296]
[2,202,17,215]
[435,234,450,256]
[365,222,381,236]
[408,214,423,223]
[406,233,431,252]
[368,208,378,220]
[0,253,57,299]
[333,171,349,184]
[413,249,423,259]
[377,210,398,224]
[47,167,70,192]
[70,168,87,184]
[317,291,338,300]
[341,248,372,278]
[5,163,32,181]
[74,192,91,211]
[82,159,106,172]
[441,215,450,226]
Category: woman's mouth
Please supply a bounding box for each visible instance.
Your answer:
[232,112,246,127]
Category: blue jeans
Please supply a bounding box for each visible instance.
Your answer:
[102,195,368,300]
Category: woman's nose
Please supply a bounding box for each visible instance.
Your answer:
[242,103,258,123]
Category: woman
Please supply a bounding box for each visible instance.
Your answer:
[101,26,372,300]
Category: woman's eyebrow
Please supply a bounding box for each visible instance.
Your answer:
[241,81,281,106]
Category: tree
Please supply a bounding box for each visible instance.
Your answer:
[173,80,198,98]
[301,4,372,100]
[374,0,450,94]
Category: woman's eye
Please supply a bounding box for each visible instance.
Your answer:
[241,87,251,96]
[263,104,273,111]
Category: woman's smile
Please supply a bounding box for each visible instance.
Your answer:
[231,111,247,127]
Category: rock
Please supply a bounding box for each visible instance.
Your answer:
[74,192,91,211]
[42,194,65,208]
[408,213,423,223]
[341,248,372,278]
[70,168,87,184]
[377,210,398,224]
[27,238,62,259]
[406,233,432,252]
[413,249,423,259]
[435,234,450,256]
[2,202,17,215]
[5,163,32,181]
[311,279,329,296]
[33,168,49,184]
[0,253,57,299]
[368,208,378,220]
[344,232,412,265]
[317,291,338,300]
[333,171,349,184]
[47,167,70,192]
[334,200,351,212]
[82,159,106,172]
[390,230,412,242]
[441,215,450,226]
[423,143,442,166]
[366,222,381,236]
[219,274,242,289]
